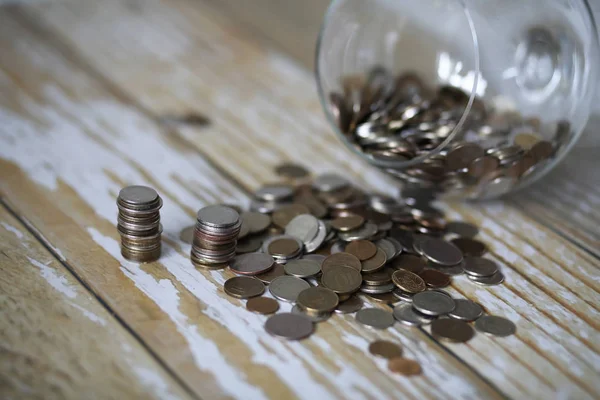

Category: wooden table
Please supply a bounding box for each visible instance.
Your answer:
[1,1,598,399]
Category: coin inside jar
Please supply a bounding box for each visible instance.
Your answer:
[230,253,275,276]
[322,252,362,272]
[284,259,321,278]
[431,318,475,343]
[331,214,365,232]
[387,358,422,376]
[268,238,301,257]
[246,297,280,314]
[368,340,403,359]
[321,265,362,294]
[297,287,339,313]
[420,238,463,266]
[269,275,311,303]
[345,240,377,261]
[451,238,487,257]
[391,269,426,294]
[265,313,314,340]
[223,276,265,299]
[360,248,388,273]
[419,269,451,288]
[412,291,455,316]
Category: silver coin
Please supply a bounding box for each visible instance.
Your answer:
[265,313,314,340]
[330,240,345,254]
[412,291,456,316]
[230,253,275,275]
[241,211,271,234]
[334,296,364,314]
[291,305,331,323]
[392,288,414,302]
[304,220,327,253]
[420,238,463,266]
[197,205,240,228]
[249,199,281,214]
[427,261,465,276]
[393,303,436,326]
[338,222,378,242]
[386,237,404,259]
[355,308,395,329]
[449,299,484,322]
[118,185,158,205]
[302,254,326,266]
[255,184,294,202]
[467,271,505,286]
[475,315,516,337]
[284,259,321,278]
[313,173,349,192]
[376,239,397,261]
[360,283,395,294]
[269,275,311,303]
[236,237,263,254]
[445,221,479,238]
[238,220,250,240]
[285,214,320,244]
[463,257,498,277]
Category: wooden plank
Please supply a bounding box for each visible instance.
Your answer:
[0,9,506,400]
[18,0,600,398]
[0,205,191,400]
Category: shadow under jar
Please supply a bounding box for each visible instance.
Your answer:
[316,0,599,200]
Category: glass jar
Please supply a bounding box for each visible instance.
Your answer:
[315,0,599,199]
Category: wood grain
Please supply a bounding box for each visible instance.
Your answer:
[0,206,191,400]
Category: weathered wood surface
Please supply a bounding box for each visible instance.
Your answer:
[0,0,598,399]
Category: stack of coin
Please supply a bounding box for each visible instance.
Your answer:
[191,205,241,268]
[117,185,163,262]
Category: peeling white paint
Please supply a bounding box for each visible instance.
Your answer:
[1,222,25,240]
[27,256,77,299]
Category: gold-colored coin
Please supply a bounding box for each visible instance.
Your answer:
[361,248,387,273]
[268,238,301,257]
[223,276,265,299]
[321,265,362,294]
[297,287,339,314]
[387,358,422,376]
[246,297,279,314]
[368,340,403,359]
[391,269,426,294]
[272,204,310,229]
[345,240,377,261]
[322,252,362,272]
[331,214,365,232]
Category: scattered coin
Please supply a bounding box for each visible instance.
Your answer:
[449,299,484,322]
[391,254,425,274]
[179,225,195,244]
[331,214,365,232]
[224,276,265,299]
[388,358,422,376]
[362,269,392,286]
[419,269,451,288]
[313,174,349,192]
[445,221,479,238]
[391,270,426,294]
[297,286,339,314]
[467,271,505,286]
[420,238,463,266]
[275,163,309,179]
[392,288,414,303]
[265,313,314,340]
[431,318,475,342]
[361,248,388,273]
[463,257,498,277]
[451,238,487,257]
[412,291,455,316]
[302,254,327,265]
[255,184,294,202]
[322,252,362,272]
[291,305,331,323]
[360,283,395,294]
[269,275,311,302]
[393,303,436,326]
[321,265,362,294]
[272,204,311,229]
[241,211,271,234]
[285,214,320,244]
[475,315,516,337]
[365,292,402,304]
[236,236,263,254]
[284,259,321,278]
[334,296,364,314]
[345,240,377,261]
[355,308,395,329]
[376,238,398,261]
[369,340,403,359]
[254,263,285,284]
[268,238,301,257]
[337,222,378,242]
[230,253,275,276]
[246,297,280,314]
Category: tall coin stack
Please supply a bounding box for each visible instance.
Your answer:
[117,185,163,262]
[191,205,241,268]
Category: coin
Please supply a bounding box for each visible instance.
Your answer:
[419,269,451,288]
[451,238,487,257]
[297,287,339,313]
[230,253,275,276]
[331,215,365,232]
[390,254,425,274]
[255,184,294,202]
[272,204,310,229]
[302,254,326,266]
[361,248,388,273]
[284,259,321,278]
[430,318,475,342]
[446,143,485,171]
[362,269,392,286]
[369,340,403,359]
[236,237,263,254]
[285,214,320,244]
[321,265,362,294]
[388,358,422,376]
[241,211,271,234]
[119,185,158,205]
[322,252,362,272]
[345,240,377,261]
[462,257,498,277]
[268,238,301,257]
[197,205,240,228]
[179,225,195,244]
[337,222,378,242]
[376,239,398,261]
[392,288,414,302]
[391,270,426,294]
[334,296,364,314]
[420,238,463,266]
[275,163,309,179]
[393,303,436,326]
[304,220,327,253]
[269,275,311,302]
[445,221,479,238]
[223,276,265,299]
[291,305,331,323]
[246,297,279,314]
[355,308,395,329]
[313,174,349,192]
[468,271,505,286]
[265,313,314,340]
[449,299,484,321]
[412,291,455,316]
[475,315,516,337]
[360,283,395,294]
[255,263,285,284]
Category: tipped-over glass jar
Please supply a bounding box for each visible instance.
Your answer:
[316,0,599,199]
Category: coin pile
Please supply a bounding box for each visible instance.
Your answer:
[329,68,569,198]
[190,205,241,268]
[117,185,163,262]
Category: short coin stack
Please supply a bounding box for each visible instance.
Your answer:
[191,205,241,268]
[117,185,163,262]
